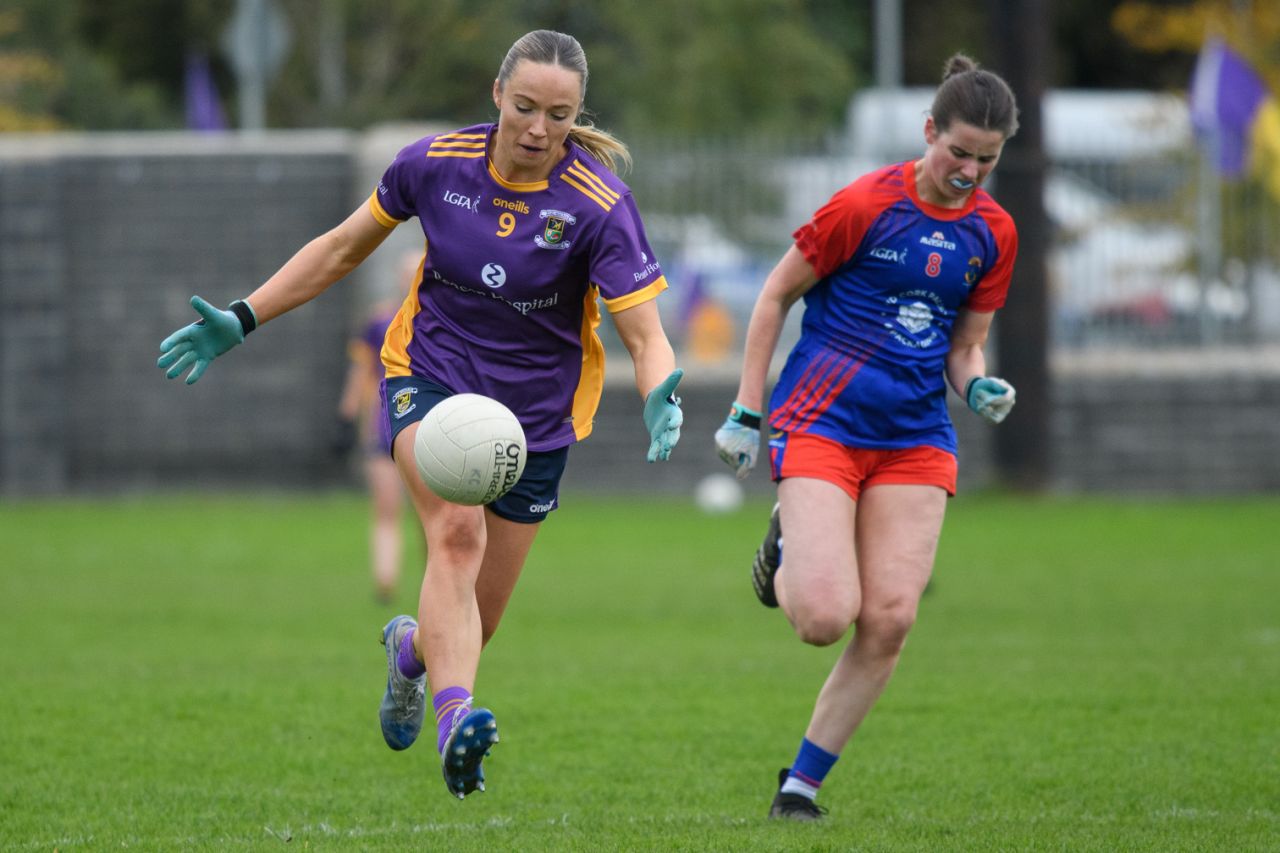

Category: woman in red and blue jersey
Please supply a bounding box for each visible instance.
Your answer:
[159,30,684,801]
[715,54,1020,821]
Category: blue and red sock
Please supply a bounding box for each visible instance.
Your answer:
[781,738,839,800]
[433,686,473,753]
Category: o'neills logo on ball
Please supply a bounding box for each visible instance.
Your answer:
[488,438,524,499]
[481,441,523,503]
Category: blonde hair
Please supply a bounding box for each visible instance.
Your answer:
[496,30,632,174]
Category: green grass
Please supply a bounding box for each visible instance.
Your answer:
[1,492,1277,851]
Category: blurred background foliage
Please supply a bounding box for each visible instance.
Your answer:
[0,0,1274,134]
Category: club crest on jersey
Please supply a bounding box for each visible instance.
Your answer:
[536,209,576,250]
[964,256,983,286]
[897,301,934,334]
[391,387,417,419]
[884,290,945,349]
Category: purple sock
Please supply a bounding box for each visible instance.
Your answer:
[433,686,473,753]
[396,629,425,680]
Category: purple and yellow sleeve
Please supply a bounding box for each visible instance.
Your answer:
[369,191,402,228]
[589,194,668,310]
[369,140,427,225]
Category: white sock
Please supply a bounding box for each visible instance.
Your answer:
[780,775,818,800]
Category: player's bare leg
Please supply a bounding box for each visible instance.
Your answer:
[773,476,860,646]
[766,479,943,818]
[476,512,540,646]
[367,453,403,604]
[804,484,944,751]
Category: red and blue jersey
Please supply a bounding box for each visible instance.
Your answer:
[369,123,668,451]
[769,161,1017,454]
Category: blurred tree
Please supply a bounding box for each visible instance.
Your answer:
[899,0,993,85]
[270,0,533,128]
[77,0,232,87]
[266,0,857,136]
[1055,0,1196,89]
[1111,0,1280,91]
[0,7,60,130]
[0,1,176,130]
[592,0,855,137]
[9,0,1249,134]
[896,0,1202,91]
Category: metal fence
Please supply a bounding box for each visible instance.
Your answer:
[616,90,1280,366]
[2,122,1278,497]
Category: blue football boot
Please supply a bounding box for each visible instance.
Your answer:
[378,615,425,750]
[440,706,500,799]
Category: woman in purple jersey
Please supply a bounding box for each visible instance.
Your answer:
[714,54,1020,821]
[158,30,684,801]
[334,252,420,605]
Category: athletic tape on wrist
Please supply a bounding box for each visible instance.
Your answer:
[729,402,762,429]
[229,300,258,336]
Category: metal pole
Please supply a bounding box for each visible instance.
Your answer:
[874,0,903,164]
[240,0,266,130]
[874,0,903,88]
[1197,135,1222,344]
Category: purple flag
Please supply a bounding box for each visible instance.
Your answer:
[185,52,228,132]
[1190,38,1269,175]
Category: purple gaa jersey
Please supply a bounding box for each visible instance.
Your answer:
[368,124,668,451]
[770,161,1018,454]
[356,310,394,376]
[351,308,395,413]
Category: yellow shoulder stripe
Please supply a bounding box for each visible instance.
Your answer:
[566,161,621,203]
[561,173,613,212]
[603,276,668,313]
[427,133,487,158]
[368,191,402,227]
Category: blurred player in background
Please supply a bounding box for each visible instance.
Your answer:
[714,54,1020,821]
[334,252,421,605]
[158,29,684,801]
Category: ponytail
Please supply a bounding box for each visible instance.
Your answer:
[568,122,632,174]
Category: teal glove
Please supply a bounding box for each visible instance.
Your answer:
[642,369,684,462]
[157,295,255,385]
[965,376,1016,424]
[714,402,762,479]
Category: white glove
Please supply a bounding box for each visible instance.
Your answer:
[714,402,762,479]
[965,376,1016,424]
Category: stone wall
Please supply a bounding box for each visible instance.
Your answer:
[3,133,1277,497]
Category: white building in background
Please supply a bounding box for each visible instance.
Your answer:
[843,87,1191,162]
[818,88,1239,345]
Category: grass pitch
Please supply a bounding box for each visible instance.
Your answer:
[1,491,1276,851]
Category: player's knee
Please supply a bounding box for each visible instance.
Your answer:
[790,601,856,647]
[795,618,847,647]
[429,512,486,562]
[856,601,918,653]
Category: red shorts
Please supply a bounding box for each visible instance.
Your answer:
[769,431,957,500]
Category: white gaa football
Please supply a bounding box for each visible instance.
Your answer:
[413,393,527,506]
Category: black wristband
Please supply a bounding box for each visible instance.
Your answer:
[229,300,257,336]
[730,403,762,430]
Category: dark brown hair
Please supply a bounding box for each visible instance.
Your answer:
[930,53,1019,139]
